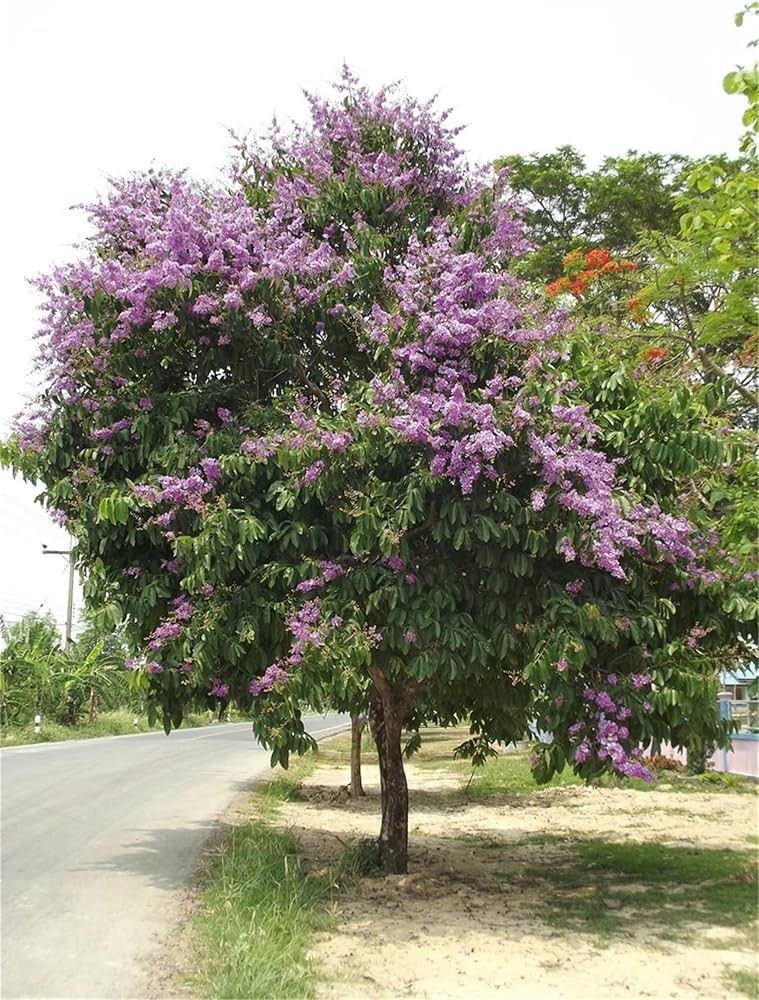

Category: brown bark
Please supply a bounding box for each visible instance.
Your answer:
[368,668,421,874]
[349,713,366,797]
[87,687,98,725]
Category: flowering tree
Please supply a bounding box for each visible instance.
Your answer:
[4,72,752,873]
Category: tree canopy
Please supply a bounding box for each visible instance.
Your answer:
[3,71,753,871]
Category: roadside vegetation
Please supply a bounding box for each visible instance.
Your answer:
[0,708,241,747]
[0,610,237,746]
[186,755,369,1000]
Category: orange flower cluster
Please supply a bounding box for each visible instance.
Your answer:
[640,346,668,364]
[546,248,637,298]
[626,297,647,323]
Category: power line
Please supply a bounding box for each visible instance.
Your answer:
[0,524,46,549]
[0,600,46,615]
[0,492,57,520]
[0,491,47,514]
[0,502,62,535]
[0,612,66,625]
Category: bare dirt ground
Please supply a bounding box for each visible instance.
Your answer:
[276,735,758,1000]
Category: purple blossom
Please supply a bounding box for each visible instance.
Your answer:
[595,692,616,714]
[249,663,289,696]
[210,678,229,699]
[147,621,182,650]
[558,537,576,562]
[631,674,653,690]
[319,561,344,581]
[303,461,325,484]
[200,457,222,483]
[383,555,405,572]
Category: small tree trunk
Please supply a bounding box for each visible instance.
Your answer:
[350,712,366,797]
[687,739,715,775]
[369,677,411,874]
[87,687,98,725]
[66,696,78,727]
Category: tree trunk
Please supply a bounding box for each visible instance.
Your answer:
[687,739,715,775]
[349,713,366,797]
[369,673,414,874]
[87,687,98,725]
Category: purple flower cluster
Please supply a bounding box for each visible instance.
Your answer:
[134,465,219,515]
[147,620,182,650]
[295,560,345,593]
[249,664,289,696]
[554,672,656,781]
[210,678,229,699]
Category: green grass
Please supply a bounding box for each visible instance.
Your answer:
[517,836,758,946]
[463,753,583,795]
[0,709,243,746]
[309,724,757,797]
[188,753,362,1000]
[409,732,757,797]
[191,821,333,999]
[723,967,759,999]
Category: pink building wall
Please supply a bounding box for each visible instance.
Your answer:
[661,735,759,779]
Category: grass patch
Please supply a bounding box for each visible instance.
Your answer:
[412,735,757,797]
[304,724,757,798]
[522,837,758,945]
[259,753,318,807]
[464,753,583,796]
[319,726,377,763]
[191,821,336,999]
[189,752,358,1000]
[0,709,243,746]
[723,967,759,998]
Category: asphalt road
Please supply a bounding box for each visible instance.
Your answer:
[0,714,348,999]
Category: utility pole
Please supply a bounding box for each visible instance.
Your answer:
[42,541,75,652]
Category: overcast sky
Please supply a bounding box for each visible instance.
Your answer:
[0,0,749,640]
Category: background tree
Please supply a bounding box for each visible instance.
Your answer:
[497,147,694,282]
[0,611,60,724]
[0,610,131,725]
[3,74,751,873]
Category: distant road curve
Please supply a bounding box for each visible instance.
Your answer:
[1,714,348,999]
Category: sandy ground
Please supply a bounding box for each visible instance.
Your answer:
[275,757,758,1000]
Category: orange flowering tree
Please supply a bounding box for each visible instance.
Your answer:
[546,248,637,301]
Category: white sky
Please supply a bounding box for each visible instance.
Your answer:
[0,0,749,640]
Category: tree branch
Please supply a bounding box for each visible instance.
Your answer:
[678,286,757,408]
